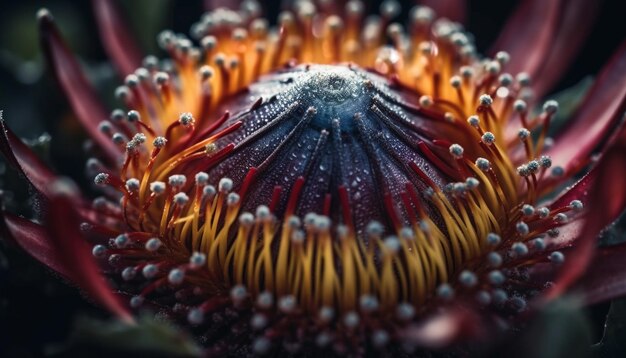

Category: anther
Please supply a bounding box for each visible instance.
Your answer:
[187,308,204,325]
[554,213,568,223]
[92,244,107,258]
[110,109,125,121]
[450,75,462,88]
[549,251,565,264]
[179,112,195,127]
[142,264,158,279]
[121,267,136,281]
[153,136,167,148]
[532,238,546,250]
[516,221,529,235]
[466,177,479,189]
[419,95,433,108]
[437,283,455,299]
[495,51,510,64]
[343,311,360,328]
[319,306,335,323]
[465,116,481,130]
[359,294,379,312]
[518,128,530,140]
[218,177,233,192]
[488,252,502,267]
[476,291,491,306]
[372,330,390,348]
[279,295,297,313]
[195,172,209,185]
[513,99,527,113]
[251,314,268,330]
[479,94,493,107]
[521,204,535,216]
[492,289,508,304]
[168,268,185,285]
[230,285,247,303]
[516,72,531,86]
[145,237,163,252]
[253,337,271,355]
[481,132,495,145]
[543,100,559,115]
[168,174,187,188]
[127,110,140,122]
[511,242,529,256]
[257,291,274,309]
[94,173,110,186]
[498,73,513,87]
[114,234,129,248]
[189,252,207,268]
[130,296,144,308]
[487,232,501,246]
[476,157,491,171]
[173,192,189,206]
[488,270,505,285]
[449,143,464,158]
[539,156,552,168]
[150,181,166,195]
[538,207,550,218]
[486,61,501,75]
[125,178,140,192]
[569,200,584,212]
[396,303,415,321]
[459,270,478,287]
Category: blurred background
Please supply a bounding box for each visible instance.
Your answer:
[0,0,625,356]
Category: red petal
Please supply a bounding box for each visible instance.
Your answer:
[532,0,599,97]
[544,41,626,181]
[489,0,559,80]
[38,9,121,164]
[544,130,626,300]
[45,179,135,324]
[419,0,466,23]
[1,211,74,281]
[205,0,239,10]
[574,243,626,305]
[0,120,58,197]
[91,0,143,77]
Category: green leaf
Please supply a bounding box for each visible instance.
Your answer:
[513,296,592,358]
[51,313,202,357]
[592,298,626,356]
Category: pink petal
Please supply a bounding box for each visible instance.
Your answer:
[545,41,626,180]
[574,243,626,305]
[92,0,143,77]
[532,0,599,97]
[419,0,466,23]
[489,0,559,80]
[45,179,135,324]
[400,307,483,348]
[0,120,58,197]
[205,0,239,10]
[544,129,626,300]
[38,9,121,164]
[1,211,74,281]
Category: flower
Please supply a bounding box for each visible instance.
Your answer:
[1,0,626,355]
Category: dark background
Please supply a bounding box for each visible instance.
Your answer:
[0,0,624,356]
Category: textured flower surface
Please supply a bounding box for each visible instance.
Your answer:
[1,0,626,356]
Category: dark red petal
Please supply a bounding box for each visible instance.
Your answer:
[38,9,121,164]
[1,211,74,281]
[419,0,466,24]
[574,243,626,305]
[45,179,135,324]
[0,120,57,197]
[545,41,626,180]
[489,0,559,80]
[532,0,599,97]
[92,0,143,77]
[544,129,626,300]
